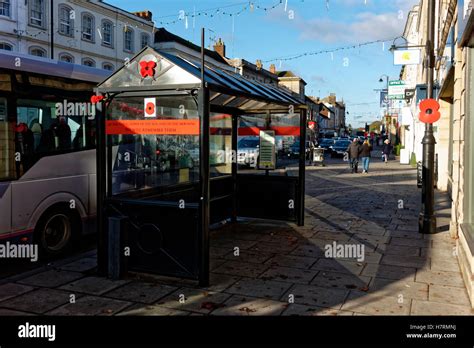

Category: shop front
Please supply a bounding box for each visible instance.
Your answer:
[94,45,306,286]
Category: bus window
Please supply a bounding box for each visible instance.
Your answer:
[0,97,16,181]
[9,99,96,179]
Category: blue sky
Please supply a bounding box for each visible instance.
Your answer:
[108,0,419,127]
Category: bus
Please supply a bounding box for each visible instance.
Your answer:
[0,51,110,258]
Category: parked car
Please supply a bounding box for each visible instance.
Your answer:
[288,140,314,159]
[319,138,335,152]
[330,139,351,158]
[238,137,259,168]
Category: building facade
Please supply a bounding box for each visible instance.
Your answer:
[0,0,154,71]
[400,0,474,307]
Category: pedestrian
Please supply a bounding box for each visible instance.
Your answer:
[346,138,361,173]
[382,139,392,163]
[360,139,372,173]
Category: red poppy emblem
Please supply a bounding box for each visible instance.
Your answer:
[140,61,157,78]
[146,102,155,115]
[91,95,104,104]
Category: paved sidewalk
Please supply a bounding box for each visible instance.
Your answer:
[1,156,473,316]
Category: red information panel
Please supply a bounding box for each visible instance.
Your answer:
[106,119,200,135]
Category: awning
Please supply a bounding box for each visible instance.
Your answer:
[97,47,304,112]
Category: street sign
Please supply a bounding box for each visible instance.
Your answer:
[393,49,421,65]
[404,88,416,103]
[388,80,406,100]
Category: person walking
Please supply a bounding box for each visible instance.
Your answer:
[382,139,392,164]
[360,139,372,173]
[346,138,361,173]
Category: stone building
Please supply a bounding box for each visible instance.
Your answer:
[0,0,154,71]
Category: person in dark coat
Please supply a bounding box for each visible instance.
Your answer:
[360,140,372,173]
[382,139,393,163]
[346,138,361,173]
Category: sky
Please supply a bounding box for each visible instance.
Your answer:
[108,0,420,128]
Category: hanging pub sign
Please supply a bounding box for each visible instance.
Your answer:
[258,130,276,170]
[418,98,441,124]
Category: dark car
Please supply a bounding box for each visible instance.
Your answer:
[330,139,351,158]
[319,138,335,152]
[288,140,314,159]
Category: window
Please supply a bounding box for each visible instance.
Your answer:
[29,47,47,57]
[6,99,97,180]
[59,53,74,63]
[102,20,113,47]
[29,0,45,27]
[103,63,114,71]
[82,13,94,42]
[140,33,150,49]
[0,42,12,51]
[59,5,74,36]
[0,0,10,17]
[124,27,134,52]
[82,58,95,67]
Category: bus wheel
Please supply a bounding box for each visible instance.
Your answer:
[35,206,79,258]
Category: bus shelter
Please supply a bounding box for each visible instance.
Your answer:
[94,46,306,286]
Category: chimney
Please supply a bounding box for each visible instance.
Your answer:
[269,64,276,74]
[256,60,263,70]
[133,11,153,21]
[328,93,336,105]
[213,38,226,58]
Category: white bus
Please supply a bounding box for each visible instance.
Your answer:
[0,52,110,258]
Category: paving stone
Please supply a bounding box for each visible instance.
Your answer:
[368,278,428,301]
[210,295,287,316]
[212,239,258,250]
[282,303,354,316]
[290,244,326,258]
[265,254,318,270]
[205,273,241,293]
[387,230,423,239]
[311,271,370,290]
[213,260,269,278]
[311,231,353,242]
[430,258,461,272]
[342,291,411,315]
[390,237,431,248]
[349,234,391,245]
[282,284,348,309]
[259,266,318,285]
[310,259,365,275]
[411,300,474,315]
[361,264,416,281]
[225,278,292,300]
[415,269,466,288]
[250,241,298,254]
[57,258,97,272]
[0,308,36,315]
[118,303,190,316]
[59,276,130,296]
[223,249,274,264]
[103,281,177,304]
[47,295,132,316]
[257,233,303,243]
[156,288,231,314]
[0,283,35,302]
[380,254,428,269]
[210,258,227,271]
[0,288,74,314]
[376,244,421,256]
[421,247,457,259]
[17,270,84,288]
[429,284,471,306]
